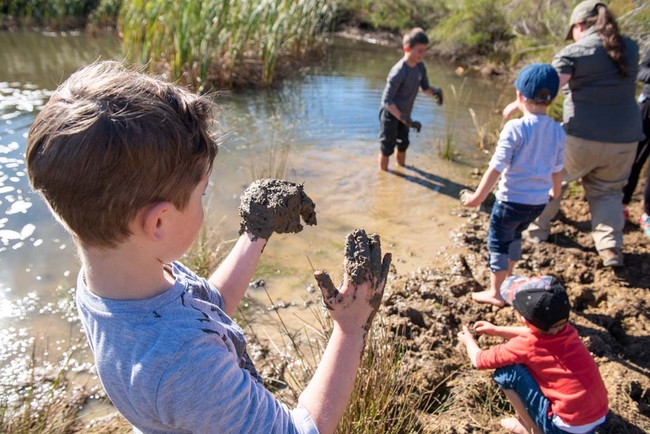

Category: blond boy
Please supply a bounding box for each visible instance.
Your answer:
[26,61,390,434]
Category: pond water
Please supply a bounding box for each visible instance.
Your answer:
[0,30,509,359]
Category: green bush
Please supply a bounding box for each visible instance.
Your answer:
[2,0,99,27]
[335,0,447,32]
[431,0,511,58]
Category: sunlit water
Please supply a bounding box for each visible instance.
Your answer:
[0,30,509,413]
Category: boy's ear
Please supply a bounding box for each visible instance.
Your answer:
[403,45,411,53]
[516,90,525,102]
[140,201,173,241]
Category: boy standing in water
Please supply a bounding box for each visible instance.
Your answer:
[461,64,565,306]
[458,275,608,434]
[379,27,443,171]
[26,61,391,434]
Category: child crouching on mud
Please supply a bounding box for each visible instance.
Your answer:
[461,63,565,307]
[457,276,608,434]
[26,61,391,434]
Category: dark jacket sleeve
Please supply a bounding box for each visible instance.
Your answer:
[638,49,650,84]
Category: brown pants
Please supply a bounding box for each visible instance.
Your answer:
[526,135,637,251]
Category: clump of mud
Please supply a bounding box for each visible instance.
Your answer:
[239,179,317,240]
[380,187,650,433]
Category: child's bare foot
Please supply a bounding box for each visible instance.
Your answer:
[471,290,505,307]
[500,417,527,433]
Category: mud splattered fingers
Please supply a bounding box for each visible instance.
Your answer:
[345,229,372,286]
[369,234,382,282]
[379,252,392,287]
[314,270,338,309]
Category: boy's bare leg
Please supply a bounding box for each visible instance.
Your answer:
[379,154,389,171]
[471,269,507,306]
[508,260,516,276]
[396,150,406,167]
[501,389,542,434]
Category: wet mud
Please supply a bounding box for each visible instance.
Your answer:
[239,179,317,240]
[380,187,650,433]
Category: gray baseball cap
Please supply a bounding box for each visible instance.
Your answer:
[565,0,605,40]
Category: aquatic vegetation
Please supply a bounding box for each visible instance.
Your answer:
[241,292,427,434]
[119,0,334,90]
[437,81,469,162]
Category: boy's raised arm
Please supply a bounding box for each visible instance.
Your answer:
[300,229,391,434]
[208,233,266,316]
[209,179,317,316]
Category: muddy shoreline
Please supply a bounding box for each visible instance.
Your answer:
[379,183,650,432]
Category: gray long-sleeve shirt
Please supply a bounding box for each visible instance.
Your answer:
[76,262,318,434]
[380,58,430,116]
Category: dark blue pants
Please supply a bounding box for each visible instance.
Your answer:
[488,201,545,272]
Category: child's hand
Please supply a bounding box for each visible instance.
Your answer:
[313,229,391,337]
[459,189,481,208]
[433,87,443,105]
[474,321,497,336]
[239,179,317,240]
[457,325,475,346]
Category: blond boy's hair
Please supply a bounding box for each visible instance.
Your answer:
[26,61,220,249]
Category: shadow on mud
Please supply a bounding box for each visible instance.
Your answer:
[388,164,470,200]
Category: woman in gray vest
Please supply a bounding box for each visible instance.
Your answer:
[504,0,643,267]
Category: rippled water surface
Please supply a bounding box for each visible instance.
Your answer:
[0,31,510,349]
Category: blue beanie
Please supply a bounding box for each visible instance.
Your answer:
[515,63,560,103]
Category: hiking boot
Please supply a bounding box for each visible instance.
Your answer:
[641,214,650,240]
[599,247,624,267]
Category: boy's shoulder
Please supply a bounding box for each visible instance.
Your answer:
[505,115,564,134]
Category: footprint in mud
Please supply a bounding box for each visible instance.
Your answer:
[239,179,317,240]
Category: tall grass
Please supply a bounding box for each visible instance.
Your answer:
[437,81,470,161]
[240,294,427,433]
[119,0,334,90]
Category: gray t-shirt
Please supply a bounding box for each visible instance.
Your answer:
[76,262,318,434]
[552,27,643,143]
[380,58,430,116]
[490,114,566,206]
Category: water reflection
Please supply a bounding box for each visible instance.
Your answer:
[0,31,510,347]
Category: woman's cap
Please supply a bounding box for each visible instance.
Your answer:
[514,63,559,103]
[500,275,570,332]
[565,0,606,40]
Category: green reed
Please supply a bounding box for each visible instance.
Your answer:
[119,0,334,90]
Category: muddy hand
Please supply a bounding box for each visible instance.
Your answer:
[313,229,392,332]
[433,87,443,105]
[459,189,474,206]
[239,179,317,240]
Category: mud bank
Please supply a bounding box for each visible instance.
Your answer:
[380,187,650,433]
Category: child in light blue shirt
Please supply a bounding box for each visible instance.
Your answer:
[461,63,566,306]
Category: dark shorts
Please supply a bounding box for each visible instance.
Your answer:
[488,200,546,272]
[379,109,410,156]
